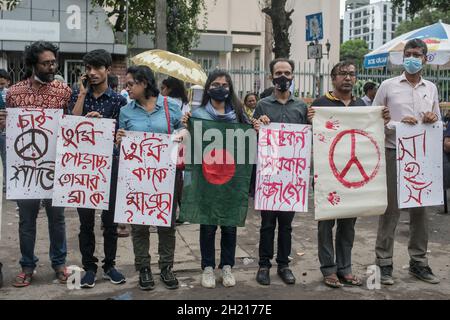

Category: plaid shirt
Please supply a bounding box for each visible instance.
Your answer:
[6,79,72,110]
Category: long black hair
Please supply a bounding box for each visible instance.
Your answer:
[127,65,159,98]
[201,69,246,123]
[162,77,188,104]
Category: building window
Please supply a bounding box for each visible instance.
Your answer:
[354,29,361,35]
[254,49,261,71]
[383,32,386,41]
[398,7,403,14]
[363,27,370,33]
[384,5,387,13]
[398,16,403,23]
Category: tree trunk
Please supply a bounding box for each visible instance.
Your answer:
[262,0,294,59]
[155,0,168,50]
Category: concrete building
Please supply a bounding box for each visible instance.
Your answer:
[343,0,407,51]
[192,0,340,96]
[345,0,370,11]
[0,0,127,88]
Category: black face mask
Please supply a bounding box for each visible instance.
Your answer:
[272,76,292,92]
[208,87,230,102]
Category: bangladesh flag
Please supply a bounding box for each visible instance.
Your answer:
[180,118,255,227]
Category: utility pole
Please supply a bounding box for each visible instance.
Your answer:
[155,0,167,50]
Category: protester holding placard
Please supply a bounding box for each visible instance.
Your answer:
[373,39,441,285]
[253,58,308,286]
[308,61,370,289]
[68,49,127,289]
[0,41,72,287]
[116,65,183,291]
[181,69,255,289]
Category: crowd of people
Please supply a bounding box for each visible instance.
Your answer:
[0,37,444,293]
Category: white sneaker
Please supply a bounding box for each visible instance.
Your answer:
[201,267,216,288]
[221,265,236,287]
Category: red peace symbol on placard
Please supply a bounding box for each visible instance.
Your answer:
[329,129,381,189]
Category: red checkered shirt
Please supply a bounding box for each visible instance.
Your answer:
[6,79,72,110]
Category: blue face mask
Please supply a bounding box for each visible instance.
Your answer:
[403,57,423,75]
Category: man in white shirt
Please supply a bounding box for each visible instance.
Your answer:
[373,38,441,286]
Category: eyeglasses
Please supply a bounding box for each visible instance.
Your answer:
[38,60,58,68]
[210,82,229,89]
[336,71,357,78]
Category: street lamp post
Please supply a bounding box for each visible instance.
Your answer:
[308,39,331,98]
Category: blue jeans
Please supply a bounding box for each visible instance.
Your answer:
[17,199,67,271]
[200,225,237,270]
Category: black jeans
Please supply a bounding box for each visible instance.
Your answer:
[258,211,295,269]
[200,225,237,270]
[77,156,119,273]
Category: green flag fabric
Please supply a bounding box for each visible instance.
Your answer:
[180,118,254,227]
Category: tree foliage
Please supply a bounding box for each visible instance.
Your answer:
[395,9,450,37]
[391,0,450,17]
[2,0,206,55]
[340,39,369,65]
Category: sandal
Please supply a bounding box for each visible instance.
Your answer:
[323,274,343,288]
[339,274,363,286]
[55,267,69,284]
[13,272,33,287]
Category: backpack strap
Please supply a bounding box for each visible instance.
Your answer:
[163,96,171,134]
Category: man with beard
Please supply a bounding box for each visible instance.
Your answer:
[69,49,127,289]
[254,58,308,286]
[0,41,72,287]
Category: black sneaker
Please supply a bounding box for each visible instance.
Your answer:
[139,267,155,291]
[81,270,97,289]
[409,265,440,284]
[103,268,126,285]
[160,266,179,290]
[380,265,394,285]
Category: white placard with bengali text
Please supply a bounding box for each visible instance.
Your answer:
[255,123,312,212]
[6,108,62,199]
[114,131,178,227]
[53,115,115,210]
[396,122,443,209]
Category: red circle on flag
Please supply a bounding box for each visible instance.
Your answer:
[202,149,235,185]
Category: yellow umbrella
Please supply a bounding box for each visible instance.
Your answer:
[131,49,207,86]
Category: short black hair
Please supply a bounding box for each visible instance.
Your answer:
[108,74,119,90]
[162,77,188,104]
[127,65,159,98]
[24,41,59,69]
[363,81,377,94]
[404,38,428,57]
[330,61,357,80]
[83,49,112,69]
[260,87,274,99]
[269,58,295,75]
[0,69,10,81]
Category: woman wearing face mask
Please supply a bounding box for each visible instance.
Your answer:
[182,70,258,289]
